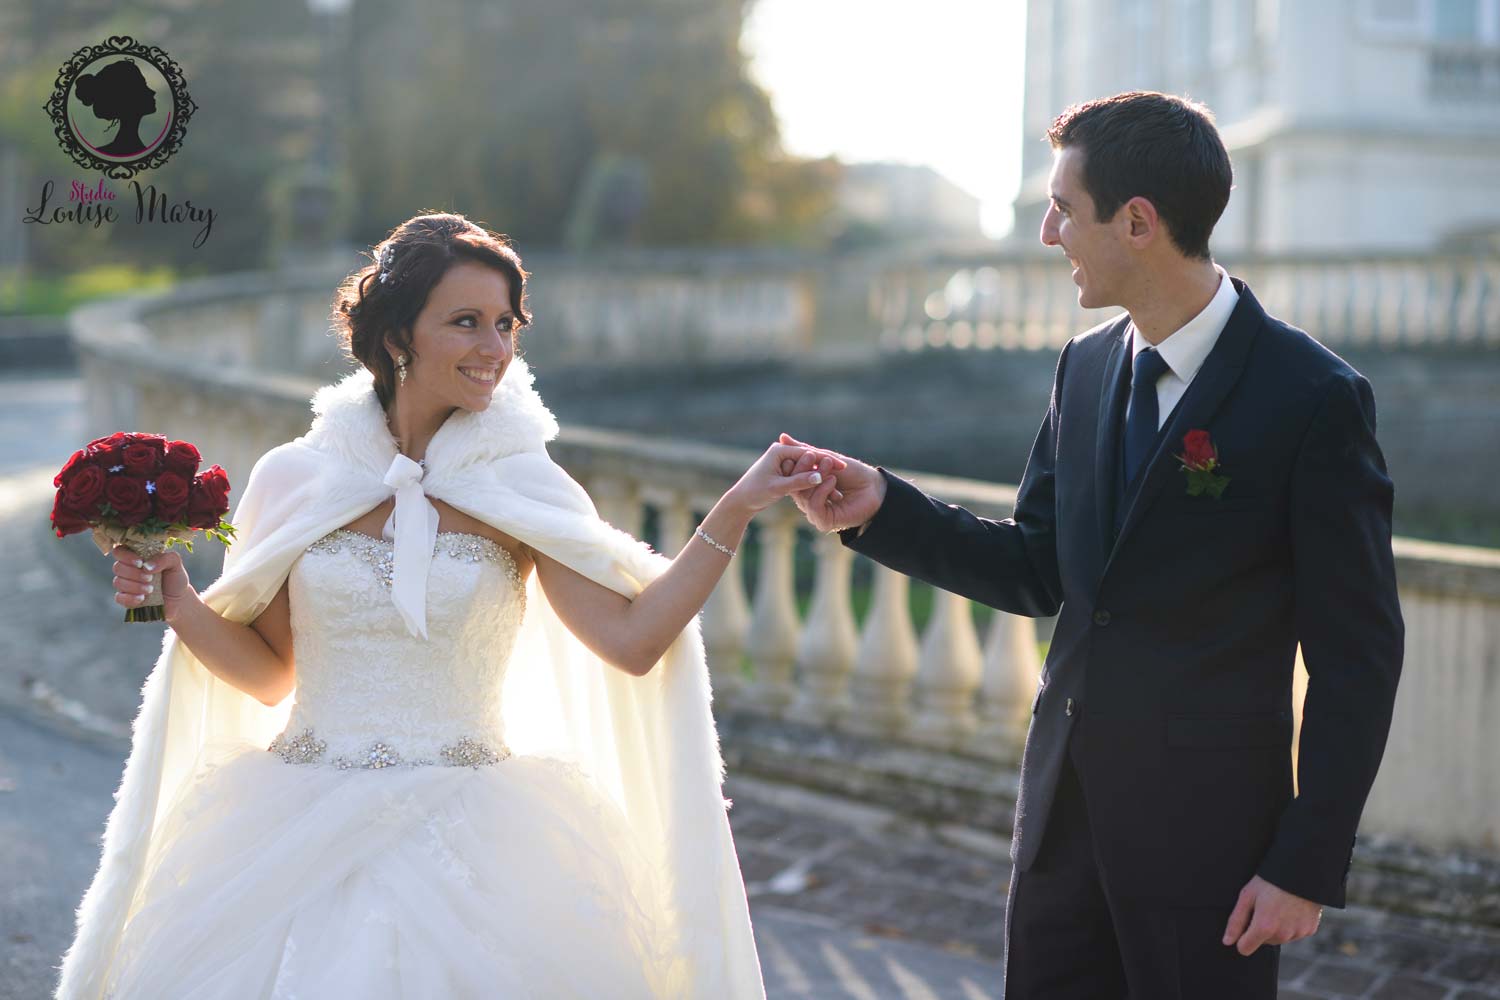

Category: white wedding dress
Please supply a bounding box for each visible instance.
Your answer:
[98,526,679,999]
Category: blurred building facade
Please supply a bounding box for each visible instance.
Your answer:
[838,162,986,241]
[1010,0,1500,254]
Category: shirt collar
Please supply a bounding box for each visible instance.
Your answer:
[1129,263,1239,383]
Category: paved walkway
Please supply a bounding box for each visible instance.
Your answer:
[3,370,1498,999]
[724,776,1500,999]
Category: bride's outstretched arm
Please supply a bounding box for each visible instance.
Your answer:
[527,442,843,677]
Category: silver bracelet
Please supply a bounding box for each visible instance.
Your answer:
[694,524,736,558]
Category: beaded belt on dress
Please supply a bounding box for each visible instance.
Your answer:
[268,727,511,770]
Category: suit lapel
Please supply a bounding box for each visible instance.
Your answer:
[1093,318,1133,564]
[1099,278,1265,582]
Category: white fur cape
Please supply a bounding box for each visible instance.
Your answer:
[54,359,766,999]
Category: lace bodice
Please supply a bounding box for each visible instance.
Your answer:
[270,528,527,769]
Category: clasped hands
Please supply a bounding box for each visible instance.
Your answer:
[741,432,885,533]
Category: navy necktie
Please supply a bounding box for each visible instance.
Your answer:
[1122,345,1170,492]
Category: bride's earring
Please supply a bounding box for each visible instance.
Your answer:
[395,354,408,385]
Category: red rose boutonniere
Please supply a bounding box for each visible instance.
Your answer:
[1175,429,1231,499]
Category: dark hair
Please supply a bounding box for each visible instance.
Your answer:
[1046,91,1231,261]
[333,212,533,410]
[75,59,152,127]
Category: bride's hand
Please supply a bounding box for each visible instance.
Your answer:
[110,544,193,621]
[729,442,847,517]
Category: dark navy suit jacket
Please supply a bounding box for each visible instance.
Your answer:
[839,278,1404,908]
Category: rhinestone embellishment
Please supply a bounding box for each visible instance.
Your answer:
[268,727,512,770]
[338,742,402,770]
[267,727,327,764]
[305,529,524,590]
[441,735,506,767]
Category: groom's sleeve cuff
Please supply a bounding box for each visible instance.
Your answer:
[1255,829,1357,909]
[838,467,911,552]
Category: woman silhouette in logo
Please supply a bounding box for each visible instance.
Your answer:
[74,58,159,158]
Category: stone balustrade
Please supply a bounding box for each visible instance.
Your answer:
[71,252,1499,390]
[860,251,1500,357]
[67,274,1500,855]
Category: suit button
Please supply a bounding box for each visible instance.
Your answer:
[1065,698,1075,717]
[1093,609,1111,626]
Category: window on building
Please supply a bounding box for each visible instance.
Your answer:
[1426,0,1500,99]
[1360,0,1426,42]
[1434,0,1480,39]
[1364,0,1422,29]
[1362,0,1500,43]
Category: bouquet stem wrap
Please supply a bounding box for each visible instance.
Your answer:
[91,525,194,623]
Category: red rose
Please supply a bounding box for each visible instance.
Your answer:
[185,487,219,528]
[54,448,95,488]
[86,431,130,459]
[121,435,167,476]
[50,492,93,537]
[1181,429,1217,469]
[186,465,230,528]
[103,475,152,526]
[162,439,202,476]
[60,463,107,515]
[153,470,193,522]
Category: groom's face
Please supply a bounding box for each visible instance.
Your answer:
[1040,146,1131,310]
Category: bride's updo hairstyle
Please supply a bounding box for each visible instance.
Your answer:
[332,212,533,410]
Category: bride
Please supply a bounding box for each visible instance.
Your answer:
[54,213,845,999]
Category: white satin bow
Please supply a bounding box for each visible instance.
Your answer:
[381,452,439,639]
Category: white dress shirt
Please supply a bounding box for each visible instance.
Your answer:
[1129,263,1239,429]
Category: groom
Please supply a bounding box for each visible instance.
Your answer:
[782,91,1404,998]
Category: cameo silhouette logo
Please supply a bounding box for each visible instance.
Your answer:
[44,35,195,176]
[25,36,215,247]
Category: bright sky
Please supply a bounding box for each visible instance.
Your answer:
[743,0,1029,239]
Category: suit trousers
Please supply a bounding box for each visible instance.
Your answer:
[1002,716,1279,1000]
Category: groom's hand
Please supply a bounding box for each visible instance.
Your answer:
[776,432,886,534]
[1222,875,1323,956]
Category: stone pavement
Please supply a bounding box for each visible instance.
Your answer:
[3,370,1498,998]
[724,776,1500,999]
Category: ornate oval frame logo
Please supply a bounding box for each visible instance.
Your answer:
[42,35,198,180]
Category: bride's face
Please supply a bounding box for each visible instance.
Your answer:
[391,260,516,411]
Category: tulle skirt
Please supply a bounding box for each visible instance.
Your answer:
[100,736,680,999]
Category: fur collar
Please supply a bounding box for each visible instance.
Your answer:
[299,356,560,475]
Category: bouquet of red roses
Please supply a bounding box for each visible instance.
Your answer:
[51,431,238,622]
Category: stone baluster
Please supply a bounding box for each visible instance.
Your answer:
[973,610,1042,759]
[842,564,920,739]
[682,490,749,703]
[1455,259,1484,345]
[788,532,859,725]
[655,491,694,554]
[744,507,800,713]
[637,486,688,555]
[1475,257,1496,344]
[590,476,643,539]
[700,515,752,704]
[909,588,984,751]
[1379,261,1406,347]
